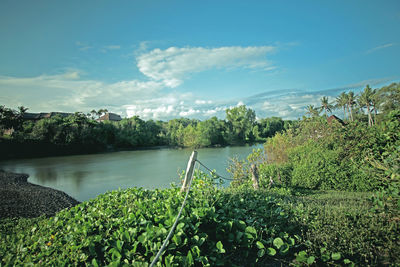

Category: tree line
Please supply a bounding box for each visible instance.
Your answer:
[230,82,399,193]
[305,82,399,125]
[0,105,293,159]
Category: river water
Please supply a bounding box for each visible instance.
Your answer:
[0,145,263,201]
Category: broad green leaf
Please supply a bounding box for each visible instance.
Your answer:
[344,259,351,264]
[331,252,341,261]
[245,226,257,236]
[266,247,276,256]
[257,249,265,258]
[256,241,265,249]
[273,237,284,249]
[279,243,289,255]
[296,251,307,262]
[216,241,225,253]
[307,256,315,264]
[185,250,193,265]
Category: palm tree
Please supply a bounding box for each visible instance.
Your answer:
[358,85,374,126]
[347,91,356,122]
[305,105,320,117]
[336,92,348,120]
[320,96,333,116]
[370,89,380,124]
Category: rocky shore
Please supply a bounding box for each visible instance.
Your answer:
[0,171,80,218]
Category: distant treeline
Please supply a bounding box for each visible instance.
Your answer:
[0,105,294,159]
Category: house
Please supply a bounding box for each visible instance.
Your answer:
[327,115,345,126]
[98,113,122,122]
[23,112,72,121]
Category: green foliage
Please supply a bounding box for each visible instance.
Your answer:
[2,104,295,159]
[1,173,399,266]
[0,173,301,266]
[0,105,26,134]
[225,105,256,143]
[288,191,399,266]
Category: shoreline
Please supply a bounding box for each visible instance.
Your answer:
[0,171,80,219]
[0,141,265,161]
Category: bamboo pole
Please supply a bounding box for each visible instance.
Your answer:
[181,151,197,193]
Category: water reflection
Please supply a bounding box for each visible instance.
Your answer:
[0,145,262,201]
[71,171,90,189]
[35,168,58,183]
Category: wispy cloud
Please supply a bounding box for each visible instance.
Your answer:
[75,41,93,51]
[101,45,121,53]
[136,46,277,88]
[366,43,396,54]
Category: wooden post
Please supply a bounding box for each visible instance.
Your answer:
[181,151,198,193]
[250,164,259,190]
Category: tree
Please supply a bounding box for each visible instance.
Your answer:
[358,85,374,126]
[305,105,320,118]
[377,82,400,114]
[0,105,27,135]
[225,105,256,143]
[320,96,333,115]
[335,92,348,120]
[370,89,381,124]
[258,117,285,138]
[347,91,356,122]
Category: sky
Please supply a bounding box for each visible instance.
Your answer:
[0,0,399,120]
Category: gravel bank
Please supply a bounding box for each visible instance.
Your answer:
[0,171,80,218]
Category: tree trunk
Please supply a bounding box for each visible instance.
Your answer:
[367,104,373,126]
[349,104,353,121]
[343,106,346,120]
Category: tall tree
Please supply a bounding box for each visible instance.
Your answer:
[320,96,333,116]
[335,92,348,120]
[225,105,256,143]
[358,85,374,126]
[347,91,356,122]
[305,105,320,118]
[370,89,381,124]
[377,82,400,115]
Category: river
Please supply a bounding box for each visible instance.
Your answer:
[0,145,263,201]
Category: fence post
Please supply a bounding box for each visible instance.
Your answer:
[250,164,259,190]
[181,151,198,193]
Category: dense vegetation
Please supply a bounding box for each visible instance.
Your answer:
[0,105,292,159]
[1,173,398,266]
[0,83,399,266]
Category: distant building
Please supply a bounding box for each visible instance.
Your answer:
[327,115,345,126]
[23,112,72,121]
[98,113,122,122]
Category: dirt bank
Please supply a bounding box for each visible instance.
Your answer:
[0,171,80,218]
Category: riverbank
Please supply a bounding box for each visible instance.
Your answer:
[1,174,398,266]
[0,171,79,218]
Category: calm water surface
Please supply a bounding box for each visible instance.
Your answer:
[0,145,262,201]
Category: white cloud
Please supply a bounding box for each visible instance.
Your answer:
[195,100,213,105]
[179,108,200,117]
[0,72,164,115]
[203,106,226,117]
[366,43,396,54]
[136,46,276,88]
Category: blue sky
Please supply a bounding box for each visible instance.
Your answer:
[0,0,399,120]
